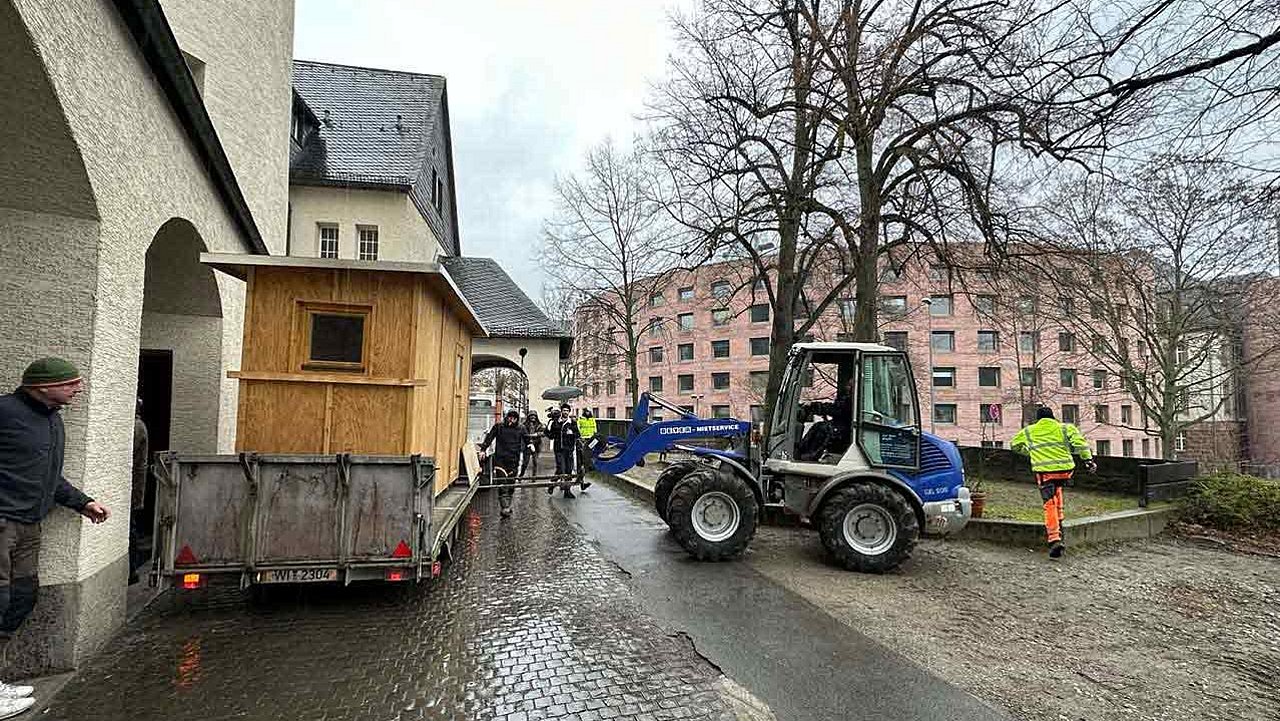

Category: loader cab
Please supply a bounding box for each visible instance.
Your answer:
[765,343,921,472]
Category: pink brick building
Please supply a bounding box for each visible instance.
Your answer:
[574,253,1279,463]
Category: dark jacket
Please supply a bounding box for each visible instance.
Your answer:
[0,390,93,523]
[546,416,579,453]
[522,419,545,450]
[480,422,524,467]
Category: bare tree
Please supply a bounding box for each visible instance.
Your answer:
[542,140,681,413]
[1019,156,1280,459]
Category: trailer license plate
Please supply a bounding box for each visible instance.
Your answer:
[257,568,338,584]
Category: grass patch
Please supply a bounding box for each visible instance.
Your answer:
[975,478,1143,522]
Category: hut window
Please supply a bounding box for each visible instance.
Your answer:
[304,307,369,371]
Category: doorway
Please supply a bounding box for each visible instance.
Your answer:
[136,349,173,529]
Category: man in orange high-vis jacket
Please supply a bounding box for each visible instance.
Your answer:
[1010,406,1097,558]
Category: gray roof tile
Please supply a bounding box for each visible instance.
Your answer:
[443,257,567,339]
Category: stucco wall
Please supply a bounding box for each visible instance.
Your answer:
[160,0,294,255]
[473,337,562,406]
[288,184,446,262]
[140,313,224,455]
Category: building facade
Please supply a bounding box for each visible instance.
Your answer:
[1,0,293,673]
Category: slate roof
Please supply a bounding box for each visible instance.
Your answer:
[442,257,568,339]
[290,60,459,255]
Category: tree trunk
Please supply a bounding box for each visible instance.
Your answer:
[762,215,801,437]
[851,141,881,341]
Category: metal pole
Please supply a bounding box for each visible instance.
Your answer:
[922,298,936,433]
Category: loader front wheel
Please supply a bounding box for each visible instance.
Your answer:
[818,483,918,573]
[667,468,758,561]
[653,461,696,523]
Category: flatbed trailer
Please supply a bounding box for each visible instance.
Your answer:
[151,453,479,589]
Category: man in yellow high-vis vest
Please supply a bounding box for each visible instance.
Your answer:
[1011,406,1097,558]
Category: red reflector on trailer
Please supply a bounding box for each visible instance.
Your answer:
[181,573,201,590]
[385,569,406,582]
[175,545,198,566]
[390,540,412,559]
[431,561,442,578]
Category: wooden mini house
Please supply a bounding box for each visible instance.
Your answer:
[201,254,486,492]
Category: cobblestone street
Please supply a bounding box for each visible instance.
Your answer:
[40,488,744,721]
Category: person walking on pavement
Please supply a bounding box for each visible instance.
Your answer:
[478,410,524,518]
[545,405,580,498]
[520,410,545,479]
[0,358,110,717]
[1010,406,1096,559]
[575,408,597,486]
[128,398,149,585]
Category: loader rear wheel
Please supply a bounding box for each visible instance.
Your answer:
[654,461,696,523]
[667,468,758,561]
[818,483,918,573]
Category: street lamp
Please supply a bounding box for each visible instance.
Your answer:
[921,297,936,434]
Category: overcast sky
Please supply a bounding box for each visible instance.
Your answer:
[293,1,688,300]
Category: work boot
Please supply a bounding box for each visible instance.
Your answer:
[580,479,592,490]
[499,495,513,518]
[1048,541,1065,559]
[0,681,32,700]
[0,696,35,719]
[562,487,576,499]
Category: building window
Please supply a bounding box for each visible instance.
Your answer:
[1097,439,1111,456]
[318,224,339,258]
[650,347,664,363]
[625,378,636,395]
[978,367,1000,387]
[678,343,694,361]
[434,175,445,215]
[1020,367,1041,387]
[678,313,694,331]
[881,296,908,315]
[750,304,769,323]
[749,371,768,392]
[883,331,908,351]
[606,380,617,395]
[880,264,903,282]
[1175,432,1186,452]
[711,340,730,358]
[678,286,694,302]
[750,337,769,356]
[750,405,765,423]
[711,405,731,419]
[1138,340,1148,358]
[712,372,730,390]
[753,277,767,293]
[649,376,664,393]
[1059,332,1075,352]
[1121,405,1133,425]
[607,407,617,419]
[1060,368,1077,388]
[981,440,1005,448]
[1142,438,1150,456]
[678,374,695,392]
[1123,439,1134,457]
[1062,404,1079,424]
[710,280,731,299]
[591,383,600,396]
[648,318,664,338]
[1095,404,1110,424]
[977,330,999,352]
[933,367,956,387]
[929,295,952,316]
[711,308,731,326]
[1019,332,1039,353]
[649,293,665,307]
[1093,369,1107,389]
[304,306,369,371]
[625,406,634,419]
[930,331,955,352]
[933,404,957,424]
[357,226,379,261]
[1059,296,1075,315]
[980,403,1003,424]
[1016,296,1036,315]
[974,295,997,315]
[838,299,856,323]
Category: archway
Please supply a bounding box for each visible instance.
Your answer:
[467,354,530,443]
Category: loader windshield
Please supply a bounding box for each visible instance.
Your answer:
[857,353,920,468]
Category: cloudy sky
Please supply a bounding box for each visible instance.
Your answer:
[293,1,689,299]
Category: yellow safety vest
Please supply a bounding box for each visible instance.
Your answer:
[1010,418,1092,473]
[577,416,598,438]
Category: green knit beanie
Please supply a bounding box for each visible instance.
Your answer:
[22,357,82,387]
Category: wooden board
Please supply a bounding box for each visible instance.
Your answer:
[461,443,481,481]
[236,381,327,453]
[329,385,409,454]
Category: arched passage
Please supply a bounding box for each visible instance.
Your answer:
[467,354,530,443]
[137,218,225,462]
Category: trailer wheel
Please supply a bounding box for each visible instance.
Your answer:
[667,468,758,561]
[653,461,696,523]
[818,483,918,573]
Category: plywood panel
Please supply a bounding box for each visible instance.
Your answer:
[415,287,443,460]
[242,267,333,373]
[434,312,461,486]
[329,385,409,454]
[236,381,327,452]
[333,270,416,379]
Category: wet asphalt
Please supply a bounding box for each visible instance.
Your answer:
[554,478,1008,721]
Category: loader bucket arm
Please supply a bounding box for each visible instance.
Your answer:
[593,392,750,475]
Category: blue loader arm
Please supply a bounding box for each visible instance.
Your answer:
[592,392,751,475]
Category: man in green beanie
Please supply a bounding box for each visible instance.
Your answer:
[0,357,110,715]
